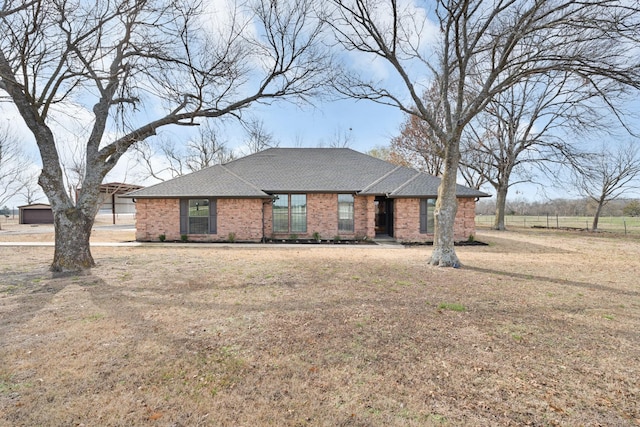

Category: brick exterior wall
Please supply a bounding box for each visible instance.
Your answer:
[135,195,476,242]
[393,197,477,242]
[269,194,375,241]
[454,198,478,240]
[217,199,265,241]
[135,198,266,242]
[135,198,180,241]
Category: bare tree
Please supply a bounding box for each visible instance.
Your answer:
[391,113,444,176]
[21,173,43,205]
[328,0,640,266]
[242,118,279,154]
[573,142,640,231]
[327,126,353,148]
[462,72,609,230]
[135,123,236,181]
[1,0,332,271]
[0,126,32,209]
[366,144,411,166]
[390,84,491,188]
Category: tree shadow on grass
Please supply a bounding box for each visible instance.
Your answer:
[0,268,70,345]
[463,265,640,298]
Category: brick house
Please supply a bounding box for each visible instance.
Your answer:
[125,148,489,242]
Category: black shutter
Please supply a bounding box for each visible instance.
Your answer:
[209,199,217,234]
[180,199,188,234]
[419,199,427,234]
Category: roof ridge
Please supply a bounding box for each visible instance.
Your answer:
[388,169,423,196]
[360,166,402,194]
[219,164,269,196]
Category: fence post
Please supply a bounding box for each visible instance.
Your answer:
[556,214,559,229]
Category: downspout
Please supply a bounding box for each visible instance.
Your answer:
[262,200,266,243]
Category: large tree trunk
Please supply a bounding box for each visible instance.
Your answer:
[35,142,101,273]
[493,181,508,230]
[429,137,461,267]
[51,207,96,272]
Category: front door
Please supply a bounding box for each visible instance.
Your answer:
[374,197,394,236]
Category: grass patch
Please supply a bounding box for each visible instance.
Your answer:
[0,284,19,294]
[437,302,466,312]
[0,372,32,395]
[83,313,105,322]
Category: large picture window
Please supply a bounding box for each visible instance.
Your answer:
[420,199,435,234]
[180,199,217,234]
[338,194,354,233]
[273,194,307,233]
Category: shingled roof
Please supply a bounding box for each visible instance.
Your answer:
[126,148,489,199]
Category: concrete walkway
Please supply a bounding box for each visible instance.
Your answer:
[0,241,406,249]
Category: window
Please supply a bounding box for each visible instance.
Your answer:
[180,199,217,234]
[273,195,289,233]
[273,194,306,233]
[338,194,354,233]
[420,199,435,234]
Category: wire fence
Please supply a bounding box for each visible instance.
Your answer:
[475,215,640,235]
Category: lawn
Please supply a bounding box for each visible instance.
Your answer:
[0,228,639,426]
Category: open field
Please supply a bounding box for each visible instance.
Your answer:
[1,227,639,425]
[476,214,640,235]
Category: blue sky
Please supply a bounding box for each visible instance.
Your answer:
[246,98,405,151]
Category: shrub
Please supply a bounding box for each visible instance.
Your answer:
[159,234,166,242]
[228,232,236,243]
[312,232,321,241]
[623,200,640,217]
[180,234,188,242]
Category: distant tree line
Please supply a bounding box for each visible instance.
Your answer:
[476,198,640,218]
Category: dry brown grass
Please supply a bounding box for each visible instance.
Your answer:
[0,227,639,426]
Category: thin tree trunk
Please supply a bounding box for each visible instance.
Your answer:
[51,207,95,272]
[429,137,461,267]
[494,182,508,230]
[592,200,604,231]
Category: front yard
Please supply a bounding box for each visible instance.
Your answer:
[0,228,638,425]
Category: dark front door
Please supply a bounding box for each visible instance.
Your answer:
[374,197,394,236]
